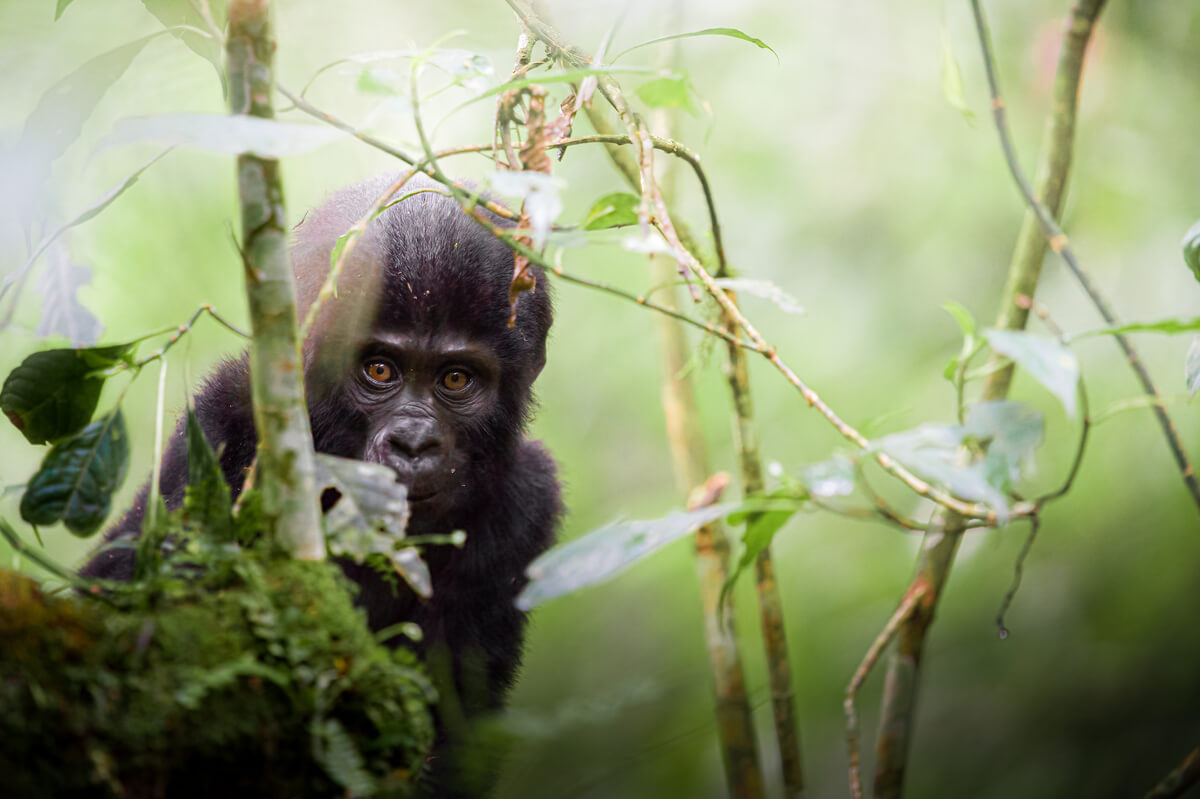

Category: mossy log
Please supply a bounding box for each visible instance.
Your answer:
[0,557,434,798]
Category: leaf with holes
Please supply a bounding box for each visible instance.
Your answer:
[1,344,134,445]
[517,503,734,610]
[20,410,130,537]
[984,329,1080,418]
[315,454,429,597]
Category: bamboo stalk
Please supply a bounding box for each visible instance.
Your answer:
[226,0,324,559]
[870,3,1106,795]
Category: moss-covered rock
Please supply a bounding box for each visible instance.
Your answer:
[0,556,434,798]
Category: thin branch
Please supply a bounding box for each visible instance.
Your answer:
[1142,747,1200,799]
[994,514,1040,638]
[970,0,1200,513]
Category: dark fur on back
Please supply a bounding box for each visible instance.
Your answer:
[82,174,562,739]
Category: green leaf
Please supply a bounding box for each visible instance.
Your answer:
[720,490,802,610]
[98,114,342,159]
[315,454,430,597]
[964,401,1044,492]
[636,76,698,116]
[54,0,76,20]
[800,454,856,497]
[1,344,134,445]
[612,27,779,63]
[1182,219,1200,283]
[1077,317,1200,338]
[140,0,228,95]
[20,410,130,537]
[1188,337,1200,398]
[582,192,640,230]
[516,503,735,610]
[182,407,234,542]
[942,300,976,337]
[715,277,805,316]
[313,718,376,798]
[983,329,1080,418]
[939,25,975,123]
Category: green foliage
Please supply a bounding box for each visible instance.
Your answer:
[1183,219,1200,283]
[939,26,975,123]
[983,329,1080,418]
[140,0,228,94]
[0,344,132,445]
[612,27,778,63]
[517,503,734,610]
[19,410,130,537]
[582,192,640,230]
[183,406,235,543]
[636,76,700,116]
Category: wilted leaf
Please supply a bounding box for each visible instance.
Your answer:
[1188,337,1200,398]
[1,344,133,444]
[984,329,1080,418]
[20,410,130,537]
[99,114,343,158]
[517,503,735,610]
[613,27,779,63]
[582,192,640,230]
[715,277,804,316]
[636,76,698,116]
[940,25,975,123]
[36,245,102,346]
[182,406,234,541]
[315,454,430,597]
[140,0,227,95]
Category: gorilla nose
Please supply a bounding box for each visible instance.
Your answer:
[390,417,442,460]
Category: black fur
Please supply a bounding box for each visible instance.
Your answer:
[82,174,561,743]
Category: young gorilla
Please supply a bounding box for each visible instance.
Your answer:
[82,173,561,726]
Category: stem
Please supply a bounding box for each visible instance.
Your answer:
[227,0,323,560]
[870,3,1106,796]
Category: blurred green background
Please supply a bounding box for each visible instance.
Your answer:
[2,1,1198,797]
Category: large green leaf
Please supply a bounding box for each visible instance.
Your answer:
[20,410,130,537]
[582,192,640,230]
[984,329,1080,418]
[1,344,133,445]
[516,503,734,610]
[182,406,234,541]
[315,454,429,597]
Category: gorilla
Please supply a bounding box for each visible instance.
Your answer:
[82,172,562,731]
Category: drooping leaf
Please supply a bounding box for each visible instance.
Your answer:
[14,33,161,226]
[20,410,130,537]
[1187,337,1200,398]
[939,25,975,123]
[714,277,805,316]
[720,490,803,609]
[1182,219,1200,283]
[582,192,640,230]
[984,329,1080,418]
[98,114,343,159]
[35,245,102,346]
[182,406,234,541]
[315,454,430,597]
[636,76,699,116]
[1,344,134,444]
[612,27,779,63]
[1078,317,1200,338]
[516,503,734,610]
[140,0,228,94]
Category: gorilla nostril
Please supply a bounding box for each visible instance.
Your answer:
[390,418,441,459]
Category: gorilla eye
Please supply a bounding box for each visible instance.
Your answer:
[442,370,471,391]
[363,359,397,386]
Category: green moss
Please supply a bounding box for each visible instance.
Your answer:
[0,555,434,798]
